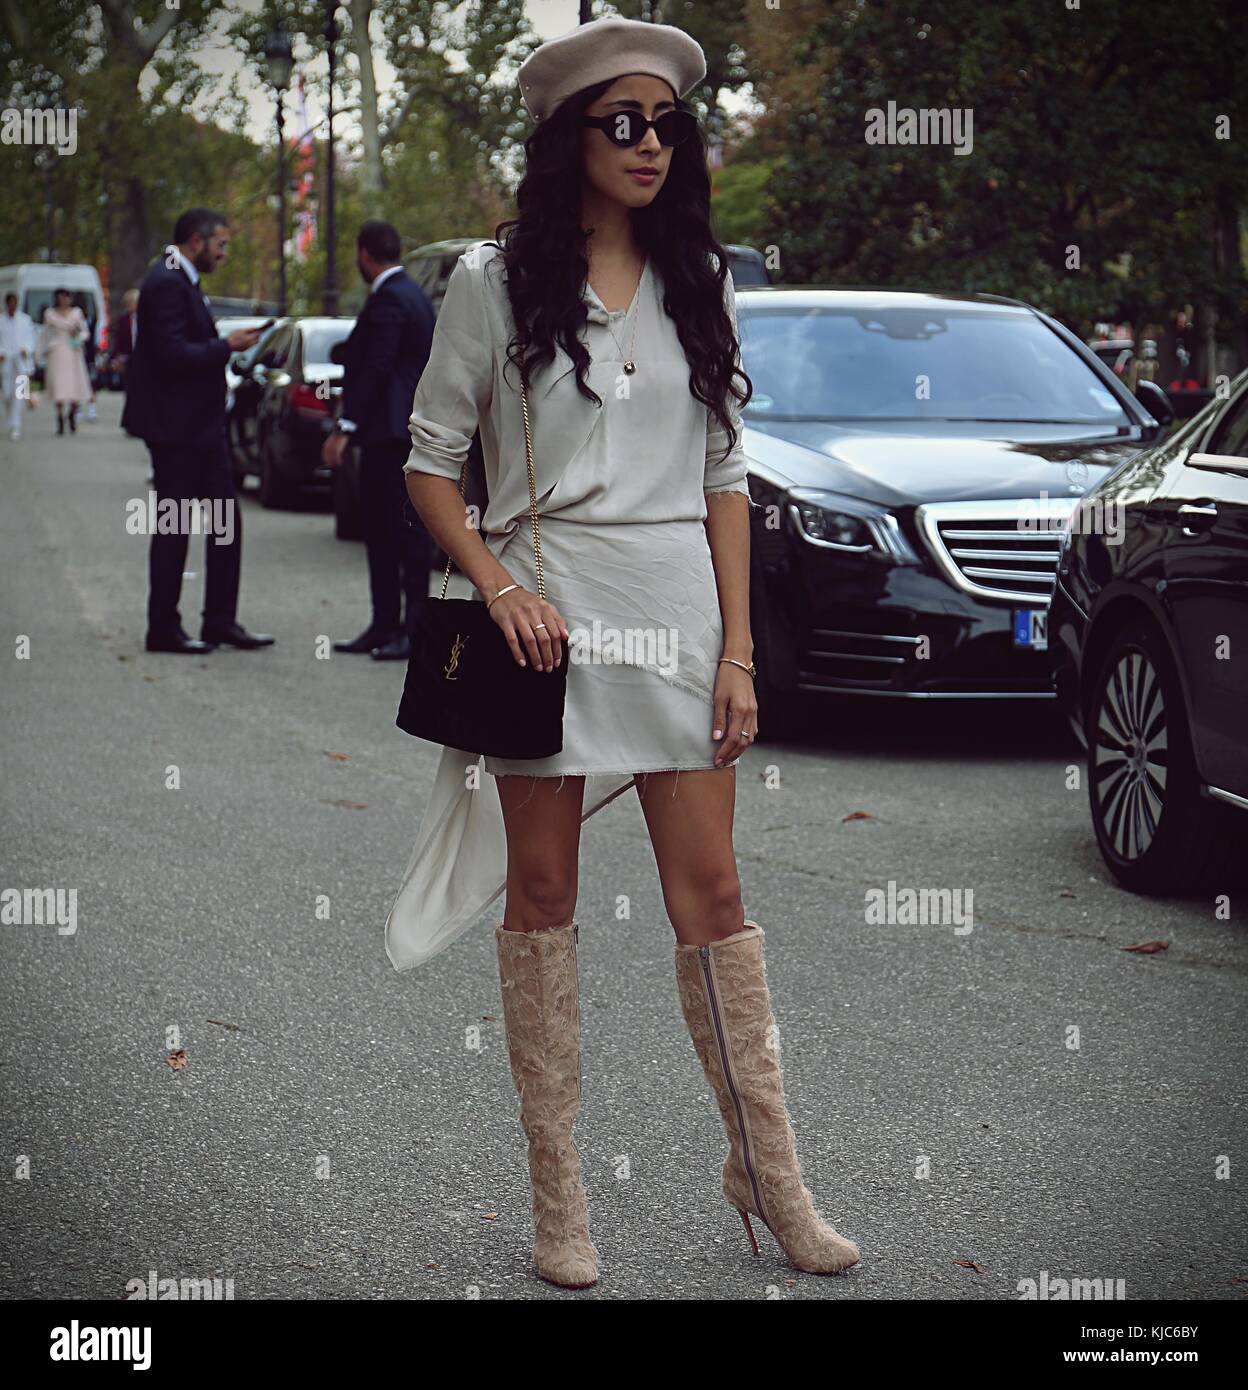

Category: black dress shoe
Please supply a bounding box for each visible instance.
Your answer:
[147,631,215,654]
[370,634,412,661]
[200,620,275,649]
[333,628,396,654]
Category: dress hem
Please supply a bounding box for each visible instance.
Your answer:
[487,759,737,777]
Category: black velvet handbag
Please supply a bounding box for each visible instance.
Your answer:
[396,369,567,758]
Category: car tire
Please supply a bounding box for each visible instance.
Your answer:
[748,564,818,740]
[1085,619,1239,893]
[257,429,299,509]
[753,647,817,739]
[333,446,363,540]
[228,425,249,490]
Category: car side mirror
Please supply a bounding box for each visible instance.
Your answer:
[1135,378,1175,428]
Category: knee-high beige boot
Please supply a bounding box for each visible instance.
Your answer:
[674,921,860,1274]
[495,920,598,1289]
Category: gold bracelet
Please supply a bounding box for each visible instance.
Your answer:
[718,657,757,679]
[486,583,520,611]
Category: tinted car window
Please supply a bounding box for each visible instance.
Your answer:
[1206,387,1248,456]
[727,254,769,287]
[236,322,282,370]
[262,325,294,367]
[736,306,1133,424]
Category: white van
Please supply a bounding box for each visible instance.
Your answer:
[0,263,106,352]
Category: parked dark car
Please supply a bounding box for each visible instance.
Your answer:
[733,288,1174,727]
[229,316,354,508]
[1049,372,1248,893]
[1087,333,1215,422]
[227,318,289,487]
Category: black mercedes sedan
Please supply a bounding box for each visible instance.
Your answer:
[734,288,1171,723]
[1049,371,1248,894]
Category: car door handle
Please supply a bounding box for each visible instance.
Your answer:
[1188,451,1248,477]
[1176,501,1218,535]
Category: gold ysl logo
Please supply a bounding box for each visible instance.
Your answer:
[443,633,468,680]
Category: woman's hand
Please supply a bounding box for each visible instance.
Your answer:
[712,662,759,766]
[488,586,570,672]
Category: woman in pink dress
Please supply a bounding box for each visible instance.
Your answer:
[38,289,92,434]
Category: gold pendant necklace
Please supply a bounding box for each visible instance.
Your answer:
[613,305,640,375]
[596,258,644,374]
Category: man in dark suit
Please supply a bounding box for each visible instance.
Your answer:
[122,208,274,654]
[322,220,435,661]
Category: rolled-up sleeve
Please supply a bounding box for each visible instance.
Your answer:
[404,255,493,480]
[703,270,754,502]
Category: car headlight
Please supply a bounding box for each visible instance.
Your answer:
[786,489,918,562]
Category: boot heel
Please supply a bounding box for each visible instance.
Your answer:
[738,1208,761,1256]
[675,924,863,1276]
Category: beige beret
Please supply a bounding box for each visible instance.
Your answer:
[518,16,707,124]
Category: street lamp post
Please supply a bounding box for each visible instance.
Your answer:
[265,23,294,317]
[323,1,340,317]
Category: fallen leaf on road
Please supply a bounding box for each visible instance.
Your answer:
[955,1259,984,1273]
[1059,888,1076,898]
[165,1049,187,1071]
[206,1019,244,1033]
[481,1213,499,1221]
[1122,940,1169,954]
[842,811,875,823]
[320,799,368,810]
[323,751,351,761]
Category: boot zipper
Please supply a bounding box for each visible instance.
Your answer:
[699,944,766,1224]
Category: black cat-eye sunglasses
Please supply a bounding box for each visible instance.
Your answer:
[582,109,698,149]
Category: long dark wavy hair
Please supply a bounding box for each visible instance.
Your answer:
[490,77,752,466]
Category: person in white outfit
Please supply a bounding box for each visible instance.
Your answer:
[389,15,862,1293]
[0,293,36,440]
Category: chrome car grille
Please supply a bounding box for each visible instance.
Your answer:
[915,497,1078,605]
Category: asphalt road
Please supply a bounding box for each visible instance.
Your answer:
[2,394,1245,1301]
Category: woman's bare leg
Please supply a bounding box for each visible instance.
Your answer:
[496,774,587,934]
[633,768,744,945]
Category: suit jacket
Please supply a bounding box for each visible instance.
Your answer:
[120,257,231,444]
[336,267,435,446]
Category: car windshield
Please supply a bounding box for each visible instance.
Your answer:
[736,305,1133,424]
[303,323,352,366]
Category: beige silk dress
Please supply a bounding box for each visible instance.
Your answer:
[385,243,758,969]
[38,307,92,404]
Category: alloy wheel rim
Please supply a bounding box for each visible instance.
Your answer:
[1092,649,1169,861]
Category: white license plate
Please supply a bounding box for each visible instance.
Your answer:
[1013,608,1048,650]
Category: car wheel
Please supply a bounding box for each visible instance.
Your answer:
[748,571,817,741]
[1086,620,1237,893]
[228,424,249,490]
[753,646,817,739]
[257,429,299,509]
[333,446,363,540]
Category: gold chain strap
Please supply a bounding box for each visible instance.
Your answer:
[437,364,542,602]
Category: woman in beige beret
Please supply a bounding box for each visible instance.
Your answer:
[395,16,859,1290]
